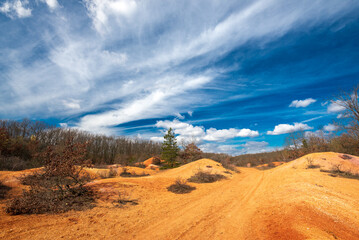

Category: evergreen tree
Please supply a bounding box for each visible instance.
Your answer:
[161,128,179,167]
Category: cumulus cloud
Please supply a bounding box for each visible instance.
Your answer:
[0,0,31,18]
[323,123,338,132]
[156,120,205,141]
[240,141,274,154]
[289,98,316,108]
[199,141,274,155]
[267,122,313,135]
[40,0,59,10]
[327,101,346,113]
[204,128,259,141]
[153,119,258,143]
[198,143,235,155]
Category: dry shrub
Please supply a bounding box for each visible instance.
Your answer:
[167,178,196,194]
[113,190,139,207]
[340,154,352,160]
[187,170,226,183]
[220,158,240,173]
[151,156,162,165]
[320,165,359,180]
[6,138,95,215]
[0,180,11,200]
[306,157,320,169]
[6,185,94,215]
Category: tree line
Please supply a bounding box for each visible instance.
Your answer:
[0,119,162,170]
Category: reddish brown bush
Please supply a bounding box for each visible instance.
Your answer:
[6,138,94,215]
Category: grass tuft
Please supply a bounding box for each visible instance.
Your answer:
[187,170,226,183]
[167,178,196,194]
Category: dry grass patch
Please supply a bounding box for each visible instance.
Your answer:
[187,170,226,183]
[167,178,196,194]
[306,157,320,169]
[320,165,359,180]
[0,180,11,200]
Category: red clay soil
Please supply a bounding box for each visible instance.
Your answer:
[1,153,359,239]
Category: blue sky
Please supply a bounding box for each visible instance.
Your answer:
[1,0,359,155]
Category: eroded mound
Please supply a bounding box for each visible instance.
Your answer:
[287,152,359,174]
[158,158,234,179]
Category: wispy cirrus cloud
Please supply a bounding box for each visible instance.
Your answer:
[0,0,358,154]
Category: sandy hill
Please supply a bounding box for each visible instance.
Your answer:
[1,153,359,239]
[156,158,234,179]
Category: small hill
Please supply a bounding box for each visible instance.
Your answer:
[157,158,233,179]
[284,152,359,174]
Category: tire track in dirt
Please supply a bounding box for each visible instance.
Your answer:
[151,169,266,240]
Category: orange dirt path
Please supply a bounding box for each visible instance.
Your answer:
[1,153,359,239]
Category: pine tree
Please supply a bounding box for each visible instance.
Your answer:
[161,128,179,167]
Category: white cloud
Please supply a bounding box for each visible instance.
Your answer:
[150,136,164,142]
[199,143,237,155]
[327,100,346,113]
[337,113,350,119]
[155,119,205,143]
[153,119,258,144]
[77,75,211,134]
[62,99,81,110]
[301,116,324,123]
[323,123,338,132]
[84,0,137,33]
[59,122,68,128]
[289,98,316,108]
[175,113,185,120]
[204,128,259,141]
[41,0,59,10]
[0,0,31,18]
[199,141,275,155]
[267,122,313,135]
[240,141,273,154]
[187,111,193,117]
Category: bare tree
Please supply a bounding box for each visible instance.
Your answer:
[333,86,359,138]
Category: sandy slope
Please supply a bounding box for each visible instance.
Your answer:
[1,153,359,239]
